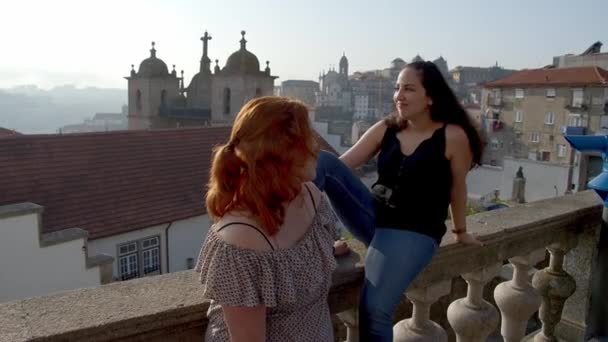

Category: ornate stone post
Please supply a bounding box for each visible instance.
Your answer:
[494,250,545,342]
[532,242,577,342]
[393,280,451,342]
[447,263,501,342]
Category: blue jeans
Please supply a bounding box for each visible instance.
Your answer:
[314,150,438,342]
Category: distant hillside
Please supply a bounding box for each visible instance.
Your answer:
[0,85,126,134]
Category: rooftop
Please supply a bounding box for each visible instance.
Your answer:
[486,66,608,87]
[0,128,337,240]
[0,127,21,138]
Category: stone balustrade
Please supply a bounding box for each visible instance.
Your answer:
[0,191,602,342]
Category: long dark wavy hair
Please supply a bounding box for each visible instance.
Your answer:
[385,61,484,166]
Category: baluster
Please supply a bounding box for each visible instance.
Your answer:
[447,263,501,342]
[532,241,577,342]
[494,249,545,342]
[393,280,451,342]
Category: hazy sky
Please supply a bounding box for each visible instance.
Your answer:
[1,0,606,89]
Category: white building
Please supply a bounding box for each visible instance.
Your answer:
[280,80,319,107]
[0,203,111,303]
[553,41,608,71]
[59,108,128,134]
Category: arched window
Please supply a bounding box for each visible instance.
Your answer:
[223,88,231,115]
[136,90,142,112]
[255,88,262,97]
[160,89,167,107]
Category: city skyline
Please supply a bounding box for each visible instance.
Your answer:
[1,0,607,89]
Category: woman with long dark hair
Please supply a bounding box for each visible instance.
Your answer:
[314,61,484,341]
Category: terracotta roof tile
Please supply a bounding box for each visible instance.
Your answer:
[0,127,337,240]
[485,66,608,87]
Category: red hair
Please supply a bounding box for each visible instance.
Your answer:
[206,96,319,235]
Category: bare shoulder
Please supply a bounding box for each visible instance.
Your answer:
[214,215,273,252]
[445,124,473,162]
[367,119,389,140]
[445,124,469,144]
[304,182,322,205]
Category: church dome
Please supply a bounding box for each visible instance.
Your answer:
[391,58,406,69]
[138,42,169,78]
[434,56,446,63]
[223,31,261,74]
[411,54,424,63]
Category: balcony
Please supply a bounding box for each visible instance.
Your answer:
[0,191,604,342]
[565,101,589,112]
[487,95,503,107]
[562,126,587,135]
[489,119,504,132]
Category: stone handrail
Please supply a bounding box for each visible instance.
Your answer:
[0,191,601,342]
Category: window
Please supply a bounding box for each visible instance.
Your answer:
[255,88,262,97]
[118,242,138,281]
[546,88,556,99]
[160,89,167,107]
[568,113,583,127]
[530,132,540,143]
[515,88,524,99]
[545,112,555,125]
[557,144,567,158]
[515,110,523,123]
[223,88,231,115]
[572,88,584,107]
[117,236,161,281]
[136,90,142,112]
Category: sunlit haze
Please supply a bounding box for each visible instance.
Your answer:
[1,0,606,89]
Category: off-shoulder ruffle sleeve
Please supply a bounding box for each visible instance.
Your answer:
[194,232,299,307]
[317,194,340,240]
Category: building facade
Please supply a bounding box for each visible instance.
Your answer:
[279,80,319,107]
[481,66,608,167]
[0,203,112,303]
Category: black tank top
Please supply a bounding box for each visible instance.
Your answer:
[373,123,452,244]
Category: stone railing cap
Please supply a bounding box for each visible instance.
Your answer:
[0,202,43,220]
[40,228,89,248]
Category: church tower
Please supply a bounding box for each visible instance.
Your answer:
[339,52,349,76]
[186,31,213,110]
[211,31,277,123]
[126,42,180,129]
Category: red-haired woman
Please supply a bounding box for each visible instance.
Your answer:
[195,96,341,341]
